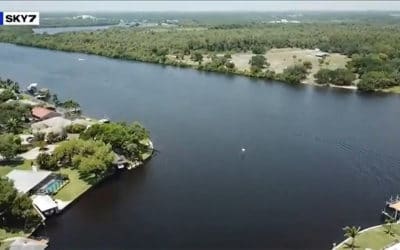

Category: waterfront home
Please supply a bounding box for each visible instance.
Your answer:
[31,107,61,121]
[6,169,53,194]
[6,169,67,216]
[32,195,59,216]
[31,116,72,140]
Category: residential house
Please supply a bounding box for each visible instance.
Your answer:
[31,107,61,121]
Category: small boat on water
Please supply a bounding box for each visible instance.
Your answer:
[78,58,86,61]
[382,195,400,221]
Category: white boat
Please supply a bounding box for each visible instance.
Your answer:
[78,58,86,61]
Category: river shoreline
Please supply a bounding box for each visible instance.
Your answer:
[0,84,154,246]
[3,42,394,95]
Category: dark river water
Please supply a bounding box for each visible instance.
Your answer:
[1,43,400,249]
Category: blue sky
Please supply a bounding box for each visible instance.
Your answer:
[1,1,400,12]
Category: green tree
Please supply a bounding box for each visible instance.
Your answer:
[0,178,17,217]
[249,55,268,68]
[358,71,397,91]
[251,45,266,54]
[329,68,355,86]
[66,124,87,134]
[0,103,29,133]
[0,134,21,161]
[303,61,312,70]
[36,152,58,171]
[315,69,331,84]
[343,226,361,250]
[191,52,203,64]
[53,139,115,179]
[80,122,150,160]
[278,65,308,84]
[61,99,81,113]
[5,117,22,134]
[10,194,41,229]
[0,89,16,103]
[0,178,41,230]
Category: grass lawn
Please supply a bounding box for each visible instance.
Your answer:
[0,228,26,241]
[54,168,92,202]
[0,160,33,177]
[337,224,400,250]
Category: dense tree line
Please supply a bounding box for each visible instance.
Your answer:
[1,21,399,90]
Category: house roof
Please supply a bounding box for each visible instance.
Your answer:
[6,169,52,193]
[32,195,58,212]
[31,117,72,134]
[31,107,56,119]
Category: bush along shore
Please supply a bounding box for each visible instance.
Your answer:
[0,24,400,93]
[0,77,153,243]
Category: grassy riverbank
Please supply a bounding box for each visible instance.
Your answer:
[336,224,400,250]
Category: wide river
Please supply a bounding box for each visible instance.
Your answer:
[1,43,400,249]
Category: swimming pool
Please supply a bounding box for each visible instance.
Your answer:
[40,179,64,195]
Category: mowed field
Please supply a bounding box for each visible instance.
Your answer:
[168,48,350,85]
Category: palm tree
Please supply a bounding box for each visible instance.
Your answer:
[385,218,396,236]
[343,226,361,249]
[5,117,21,134]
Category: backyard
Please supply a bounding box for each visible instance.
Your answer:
[54,168,92,202]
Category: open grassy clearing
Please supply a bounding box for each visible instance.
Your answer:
[0,160,33,177]
[265,48,350,84]
[168,48,350,84]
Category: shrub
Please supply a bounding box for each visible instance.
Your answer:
[36,152,59,171]
[278,64,308,84]
[66,124,87,134]
[0,89,16,103]
[303,61,312,69]
[315,69,332,84]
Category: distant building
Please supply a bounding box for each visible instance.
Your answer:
[31,107,61,121]
[316,52,329,58]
